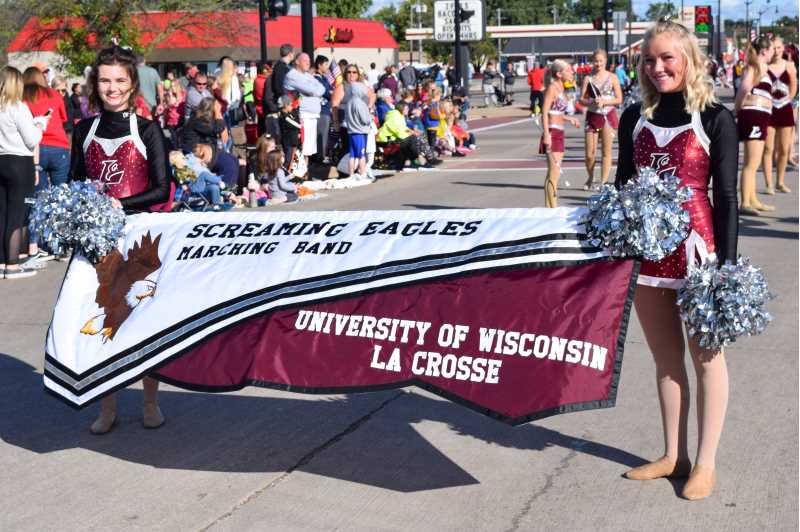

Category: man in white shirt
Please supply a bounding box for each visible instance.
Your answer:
[283,53,326,173]
[367,62,380,90]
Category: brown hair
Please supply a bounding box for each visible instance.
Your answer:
[265,149,284,178]
[255,135,277,174]
[192,97,216,124]
[87,45,140,112]
[22,67,48,104]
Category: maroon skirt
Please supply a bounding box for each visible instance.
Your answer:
[539,127,565,154]
[770,105,795,128]
[585,108,619,131]
[738,108,771,141]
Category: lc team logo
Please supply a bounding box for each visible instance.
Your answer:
[99,159,125,185]
[649,153,677,178]
[81,232,162,342]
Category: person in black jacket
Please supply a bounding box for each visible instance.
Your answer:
[179,97,240,188]
[270,43,294,107]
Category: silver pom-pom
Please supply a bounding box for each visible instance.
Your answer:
[28,181,125,263]
[583,167,693,261]
[677,256,774,349]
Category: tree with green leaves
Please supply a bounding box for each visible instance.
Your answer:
[315,0,371,19]
[645,2,677,22]
[16,0,247,76]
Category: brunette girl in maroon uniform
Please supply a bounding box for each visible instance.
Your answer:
[735,36,776,215]
[762,36,796,194]
[579,49,622,190]
[69,46,171,434]
[615,21,738,500]
[539,60,580,208]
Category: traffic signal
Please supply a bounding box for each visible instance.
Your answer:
[694,5,711,33]
[457,6,475,23]
[268,0,289,19]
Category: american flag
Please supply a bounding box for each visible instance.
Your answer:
[325,59,340,87]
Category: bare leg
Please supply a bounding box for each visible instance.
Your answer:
[348,153,356,176]
[775,126,793,192]
[600,125,615,185]
[624,286,692,479]
[762,127,775,193]
[357,156,366,176]
[740,140,771,212]
[584,130,597,188]
[545,152,563,208]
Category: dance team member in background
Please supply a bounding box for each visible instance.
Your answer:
[69,45,171,434]
[615,20,738,500]
[761,36,796,195]
[580,49,622,190]
[539,60,579,208]
[735,36,775,215]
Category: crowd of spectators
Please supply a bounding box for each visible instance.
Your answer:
[0,47,484,278]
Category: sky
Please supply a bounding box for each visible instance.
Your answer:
[367,0,797,25]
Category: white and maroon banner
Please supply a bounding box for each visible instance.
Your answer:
[44,208,638,425]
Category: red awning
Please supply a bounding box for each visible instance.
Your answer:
[7,12,397,53]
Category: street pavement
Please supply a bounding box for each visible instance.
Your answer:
[1,94,797,531]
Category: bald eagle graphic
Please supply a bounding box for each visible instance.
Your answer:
[80,232,162,342]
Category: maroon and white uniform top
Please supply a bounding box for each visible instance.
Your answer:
[547,92,568,129]
[587,75,615,115]
[771,68,792,109]
[743,70,776,114]
[632,111,715,288]
[82,112,149,200]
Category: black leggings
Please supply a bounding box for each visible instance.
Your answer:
[0,154,35,265]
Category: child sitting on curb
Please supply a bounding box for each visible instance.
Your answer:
[260,148,298,204]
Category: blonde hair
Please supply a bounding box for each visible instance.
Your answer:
[639,20,717,119]
[546,59,570,87]
[0,66,24,110]
[218,57,236,99]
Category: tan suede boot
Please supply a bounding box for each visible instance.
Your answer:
[682,465,716,500]
[90,409,117,435]
[142,402,165,429]
[624,457,692,480]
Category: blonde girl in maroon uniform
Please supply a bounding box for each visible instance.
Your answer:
[539,60,580,208]
[735,36,776,215]
[762,36,796,194]
[615,21,739,500]
[580,49,622,190]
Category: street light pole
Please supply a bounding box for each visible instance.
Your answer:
[455,0,463,88]
[258,0,267,62]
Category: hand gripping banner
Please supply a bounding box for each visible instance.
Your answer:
[44,208,638,425]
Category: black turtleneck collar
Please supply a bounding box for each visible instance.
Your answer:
[650,91,690,127]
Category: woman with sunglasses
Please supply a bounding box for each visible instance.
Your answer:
[331,64,376,179]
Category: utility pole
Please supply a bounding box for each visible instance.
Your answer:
[455,0,463,88]
[301,0,314,60]
[717,0,722,60]
[258,0,267,62]
[603,0,610,58]
[551,5,559,25]
[496,8,502,64]
[745,0,753,41]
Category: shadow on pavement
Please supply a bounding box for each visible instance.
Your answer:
[0,353,645,492]
[451,181,542,191]
[402,204,473,210]
[738,216,799,240]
